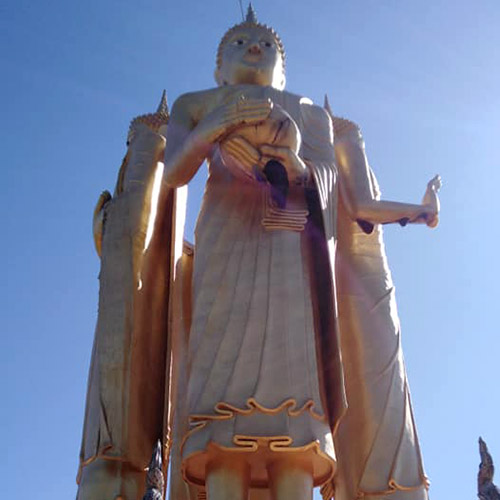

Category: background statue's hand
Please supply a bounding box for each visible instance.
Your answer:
[420,174,442,228]
[93,190,112,257]
[197,95,273,144]
[259,144,309,184]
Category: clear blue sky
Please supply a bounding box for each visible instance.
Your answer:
[1,1,499,498]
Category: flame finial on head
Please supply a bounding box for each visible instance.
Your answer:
[246,3,258,23]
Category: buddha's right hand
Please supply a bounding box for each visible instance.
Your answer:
[409,175,441,227]
[196,96,273,144]
[421,174,441,228]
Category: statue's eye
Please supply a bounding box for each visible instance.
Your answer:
[235,39,245,46]
[264,41,272,48]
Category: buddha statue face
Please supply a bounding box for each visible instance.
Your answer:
[215,24,286,89]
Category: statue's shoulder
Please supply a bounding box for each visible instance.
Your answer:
[170,87,224,124]
[280,90,329,119]
[300,99,332,127]
[330,115,362,141]
[293,95,334,144]
[174,87,222,105]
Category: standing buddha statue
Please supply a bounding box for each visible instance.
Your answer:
[77,5,440,500]
[162,5,439,500]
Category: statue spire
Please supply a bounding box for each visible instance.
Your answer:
[324,94,333,117]
[156,89,169,116]
[478,437,500,500]
[246,3,258,24]
[127,91,169,145]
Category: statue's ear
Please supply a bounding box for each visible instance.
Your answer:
[214,68,223,86]
[279,74,286,90]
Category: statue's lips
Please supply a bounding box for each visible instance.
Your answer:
[241,54,264,65]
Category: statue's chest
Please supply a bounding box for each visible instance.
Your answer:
[221,85,269,101]
[218,86,301,121]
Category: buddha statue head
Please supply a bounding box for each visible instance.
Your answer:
[215,4,286,89]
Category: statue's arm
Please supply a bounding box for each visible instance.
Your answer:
[164,92,272,187]
[163,94,209,187]
[335,128,440,227]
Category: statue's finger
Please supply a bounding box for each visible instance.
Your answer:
[259,155,276,167]
[430,174,442,190]
[227,135,259,153]
[234,96,272,106]
[428,216,439,228]
[224,143,259,165]
[224,105,271,119]
[232,100,272,116]
[222,111,270,127]
[235,100,272,114]
[239,105,273,118]
[238,98,272,109]
[225,143,257,163]
[230,147,259,164]
[260,144,289,161]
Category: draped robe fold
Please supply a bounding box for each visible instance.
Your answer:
[178,91,344,488]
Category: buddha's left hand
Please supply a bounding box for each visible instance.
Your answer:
[222,135,261,174]
[259,144,310,184]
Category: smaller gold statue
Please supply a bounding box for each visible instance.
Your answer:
[77,93,173,500]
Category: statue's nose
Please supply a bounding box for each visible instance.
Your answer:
[248,43,261,55]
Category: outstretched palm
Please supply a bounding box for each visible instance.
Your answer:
[422,174,442,228]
